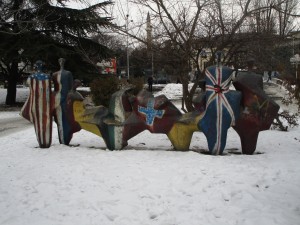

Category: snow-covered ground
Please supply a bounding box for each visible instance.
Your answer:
[0,85,300,225]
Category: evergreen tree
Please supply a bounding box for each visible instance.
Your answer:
[0,0,113,105]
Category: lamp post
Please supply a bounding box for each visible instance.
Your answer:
[125,15,133,80]
[199,49,207,71]
[126,14,130,80]
[290,53,300,80]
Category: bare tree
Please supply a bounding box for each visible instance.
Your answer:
[121,0,299,112]
[129,0,214,111]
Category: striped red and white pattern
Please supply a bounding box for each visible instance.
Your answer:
[21,74,53,148]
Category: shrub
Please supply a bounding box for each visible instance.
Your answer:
[90,76,120,107]
[128,77,145,95]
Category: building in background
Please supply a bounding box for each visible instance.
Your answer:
[96,58,117,75]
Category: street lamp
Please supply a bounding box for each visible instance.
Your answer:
[126,14,130,80]
[290,53,300,80]
[199,49,207,71]
[125,15,133,80]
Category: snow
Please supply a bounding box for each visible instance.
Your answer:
[155,83,196,99]
[0,111,22,119]
[0,86,300,225]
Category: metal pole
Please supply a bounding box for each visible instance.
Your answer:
[126,14,129,80]
[151,52,154,77]
[293,36,295,56]
[290,55,299,81]
[296,63,298,80]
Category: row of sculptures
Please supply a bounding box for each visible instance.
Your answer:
[20,56,280,155]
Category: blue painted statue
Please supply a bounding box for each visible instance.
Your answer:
[198,52,242,155]
[52,58,76,145]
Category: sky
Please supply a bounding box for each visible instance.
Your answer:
[61,0,300,51]
[62,0,146,47]
[0,83,300,225]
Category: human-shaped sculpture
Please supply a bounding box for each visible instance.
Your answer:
[20,58,278,153]
[20,60,53,148]
[233,72,280,154]
[52,58,77,145]
[198,52,241,155]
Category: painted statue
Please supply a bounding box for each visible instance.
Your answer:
[198,52,242,155]
[128,90,203,151]
[65,79,84,137]
[72,88,132,150]
[167,110,203,151]
[52,58,78,145]
[73,88,202,151]
[133,90,181,133]
[125,90,181,146]
[20,60,52,148]
[20,57,279,154]
[233,72,280,154]
[73,103,109,140]
[75,89,184,150]
[21,59,82,148]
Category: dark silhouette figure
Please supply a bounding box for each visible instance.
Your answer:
[148,76,153,92]
[267,71,272,82]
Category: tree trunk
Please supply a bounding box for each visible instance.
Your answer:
[5,61,19,105]
[180,71,187,111]
[181,73,195,112]
[295,79,300,108]
[181,66,205,112]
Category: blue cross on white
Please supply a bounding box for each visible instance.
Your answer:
[138,98,165,125]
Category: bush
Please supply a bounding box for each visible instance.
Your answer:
[128,77,145,95]
[90,76,120,107]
